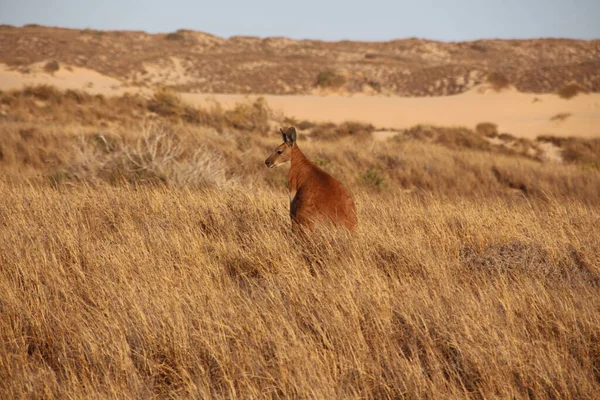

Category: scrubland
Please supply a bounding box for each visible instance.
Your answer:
[1,86,599,398]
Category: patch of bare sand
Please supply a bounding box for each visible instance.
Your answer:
[0,62,144,96]
[182,85,600,139]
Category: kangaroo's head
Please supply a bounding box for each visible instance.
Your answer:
[265,127,297,168]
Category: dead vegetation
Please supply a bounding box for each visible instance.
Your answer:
[1,86,600,398]
[538,135,600,169]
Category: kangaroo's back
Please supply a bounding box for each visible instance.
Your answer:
[291,162,357,231]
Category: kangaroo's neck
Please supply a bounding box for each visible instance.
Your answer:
[288,145,312,194]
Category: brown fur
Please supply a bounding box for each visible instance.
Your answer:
[265,127,357,232]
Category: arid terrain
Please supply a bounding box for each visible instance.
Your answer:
[1,24,600,96]
[1,25,600,399]
[1,25,600,139]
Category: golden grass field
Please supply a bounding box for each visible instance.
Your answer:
[1,86,600,398]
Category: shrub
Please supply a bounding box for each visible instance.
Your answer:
[360,168,386,190]
[165,32,185,41]
[69,125,234,187]
[537,136,600,168]
[297,120,316,130]
[557,82,587,99]
[224,97,270,133]
[43,60,60,73]
[316,69,346,88]
[309,121,373,141]
[486,72,510,91]
[22,84,63,102]
[475,122,499,137]
[147,89,184,117]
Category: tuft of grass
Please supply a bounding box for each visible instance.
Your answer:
[486,72,510,91]
[316,69,346,88]
[557,82,587,99]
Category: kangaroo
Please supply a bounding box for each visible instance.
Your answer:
[265,127,357,232]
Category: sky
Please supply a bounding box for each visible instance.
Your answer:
[1,0,599,41]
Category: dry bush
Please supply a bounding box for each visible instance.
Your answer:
[310,121,374,141]
[296,120,316,130]
[0,86,269,134]
[316,69,346,88]
[147,89,269,133]
[475,122,498,137]
[65,124,235,187]
[486,72,510,91]
[224,97,270,134]
[397,124,494,151]
[538,135,600,169]
[557,82,587,99]
[43,60,60,73]
[22,84,63,101]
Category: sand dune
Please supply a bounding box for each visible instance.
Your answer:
[183,88,600,139]
[1,63,599,138]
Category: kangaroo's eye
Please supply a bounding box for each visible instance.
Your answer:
[277,150,283,154]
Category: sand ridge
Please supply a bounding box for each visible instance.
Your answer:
[1,63,599,139]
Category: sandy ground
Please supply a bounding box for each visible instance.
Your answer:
[0,63,136,96]
[183,88,600,139]
[2,63,599,139]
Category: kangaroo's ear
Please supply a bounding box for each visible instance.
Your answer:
[282,127,297,147]
[280,128,287,143]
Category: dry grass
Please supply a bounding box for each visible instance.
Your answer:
[1,87,600,398]
[308,121,374,141]
[538,135,600,169]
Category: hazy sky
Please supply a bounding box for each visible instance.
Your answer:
[1,0,599,41]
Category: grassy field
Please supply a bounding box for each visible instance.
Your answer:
[1,87,600,398]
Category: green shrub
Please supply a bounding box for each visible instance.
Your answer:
[316,69,346,88]
[360,168,386,190]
